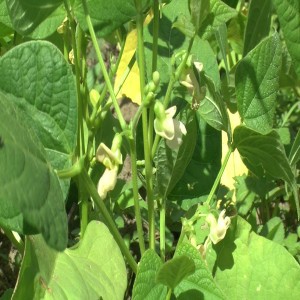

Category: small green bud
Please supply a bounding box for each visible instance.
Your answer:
[111,133,122,153]
[147,81,156,93]
[154,101,165,120]
[144,91,155,107]
[152,71,160,87]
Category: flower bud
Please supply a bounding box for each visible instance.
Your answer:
[152,71,160,87]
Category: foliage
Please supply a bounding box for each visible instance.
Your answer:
[0,0,300,299]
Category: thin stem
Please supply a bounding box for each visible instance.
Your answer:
[206,147,232,205]
[136,0,156,250]
[281,100,300,127]
[151,36,195,158]
[129,140,146,255]
[81,0,127,131]
[80,169,138,273]
[148,0,160,152]
[1,226,24,254]
[160,197,166,261]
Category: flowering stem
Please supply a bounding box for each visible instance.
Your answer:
[81,0,127,131]
[129,139,146,255]
[80,168,138,274]
[151,35,195,158]
[136,0,156,250]
[160,197,166,261]
[206,147,232,205]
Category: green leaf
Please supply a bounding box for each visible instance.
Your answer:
[243,0,272,56]
[73,0,138,38]
[13,221,127,300]
[197,74,230,135]
[236,33,282,134]
[289,129,300,166]
[144,0,221,91]
[174,243,226,299]
[132,250,167,300]
[198,0,237,40]
[272,0,300,78]
[155,109,197,198]
[0,0,13,29]
[168,115,221,201]
[234,174,260,216]
[207,216,300,299]
[0,94,67,251]
[0,41,77,200]
[259,217,285,245]
[156,255,195,290]
[215,23,229,78]
[189,0,210,30]
[5,0,63,36]
[233,125,299,218]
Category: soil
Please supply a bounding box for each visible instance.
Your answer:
[0,230,19,296]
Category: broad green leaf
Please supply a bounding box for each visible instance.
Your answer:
[5,0,63,36]
[0,0,12,28]
[197,74,230,135]
[73,0,139,38]
[272,0,300,77]
[234,174,259,216]
[28,5,66,39]
[233,125,299,217]
[259,217,285,245]
[174,243,226,299]
[155,109,197,198]
[189,0,210,30]
[243,0,272,56]
[0,289,13,300]
[227,12,247,55]
[132,250,167,300]
[236,33,282,134]
[13,221,127,300]
[144,0,221,91]
[207,216,300,299]
[168,115,221,201]
[0,41,77,200]
[215,23,229,77]
[0,94,67,251]
[289,129,300,166]
[156,255,195,290]
[198,0,237,40]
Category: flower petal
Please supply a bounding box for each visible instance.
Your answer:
[97,166,118,199]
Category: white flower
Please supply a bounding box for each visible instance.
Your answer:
[95,135,122,200]
[154,104,187,149]
[206,210,231,244]
[97,165,118,200]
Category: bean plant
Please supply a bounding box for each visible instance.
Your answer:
[0,0,300,299]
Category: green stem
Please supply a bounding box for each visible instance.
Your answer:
[81,0,127,131]
[151,36,195,158]
[160,197,166,261]
[136,0,156,250]
[80,169,138,273]
[129,140,146,255]
[166,289,172,300]
[1,226,24,254]
[79,180,89,237]
[206,147,232,205]
[148,0,160,152]
[281,100,300,127]
[56,156,85,178]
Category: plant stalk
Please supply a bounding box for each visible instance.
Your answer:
[136,0,156,250]
[80,169,138,273]
[206,147,232,205]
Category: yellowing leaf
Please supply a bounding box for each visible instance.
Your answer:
[114,13,153,106]
[221,110,248,197]
[114,29,141,105]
